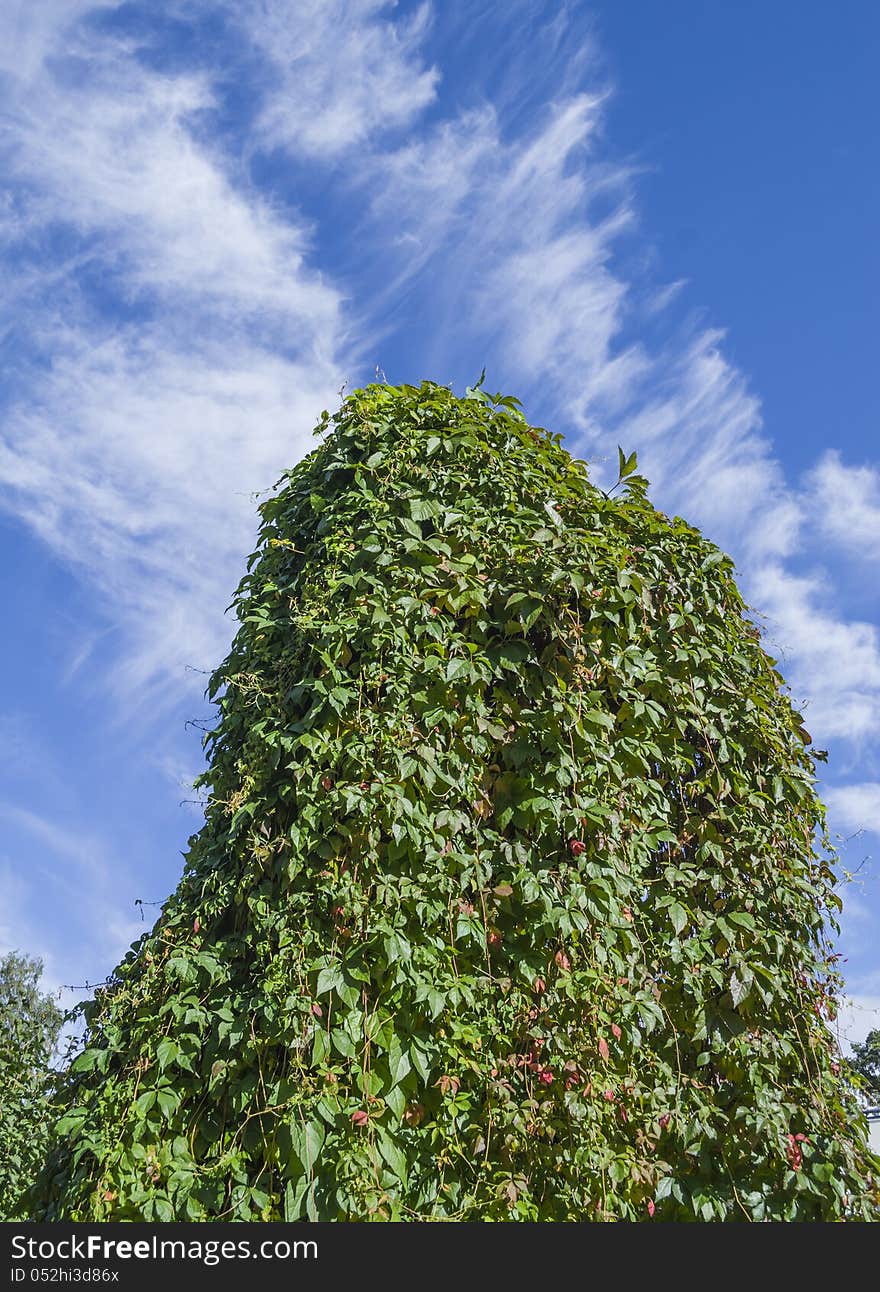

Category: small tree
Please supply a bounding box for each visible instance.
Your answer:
[0,951,63,1219]
[849,1030,880,1101]
[32,381,880,1220]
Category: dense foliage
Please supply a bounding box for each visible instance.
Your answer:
[1,951,64,1219]
[849,1030,880,1101]
[33,380,879,1220]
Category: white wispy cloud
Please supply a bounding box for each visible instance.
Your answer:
[1,333,341,700]
[358,83,793,564]
[824,783,880,836]
[0,0,106,82]
[0,2,346,705]
[751,564,880,743]
[363,92,648,411]
[349,36,878,753]
[806,450,880,564]
[230,0,439,158]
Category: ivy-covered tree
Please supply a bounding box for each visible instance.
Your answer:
[1,951,64,1219]
[33,381,879,1220]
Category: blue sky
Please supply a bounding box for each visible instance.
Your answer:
[1,1,878,1048]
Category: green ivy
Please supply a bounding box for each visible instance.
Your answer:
[32,380,880,1221]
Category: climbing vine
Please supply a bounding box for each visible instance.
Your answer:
[32,380,879,1220]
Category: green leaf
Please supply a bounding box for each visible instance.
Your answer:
[70,1049,101,1074]
[617,446,638,478]
[388,1040,412,1087]
[669,903,689,936]
[331,1028,357,1059]
[492,641,529,668]
[316,965,342,996]
[298,1119,325,1172]
[385,1085,406,1122]
[409,499,440,522]
[55,1108,89,1137]
[384,931,412,963]
[445,657,471,681]
[157,1089,180,1119]
[410,1042,431,1084]
[377,1129,408,1184]
[729,971,749,1008]
[156,1038,179,1072]
[284,1177,307,1220]
[311,1027,330,1066]
[465,367,487,399]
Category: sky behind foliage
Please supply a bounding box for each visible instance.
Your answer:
[0,0,878,1046]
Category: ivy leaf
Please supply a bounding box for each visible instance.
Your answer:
[669,903,689,936]
[157,1089,180,1119]
[410,1041,431,1085]
[385,1085,406,1122]
[298,1119,325,1173]
[729,971,749,1008]
[316,965,342,996]
[55,1108,89,1137]
[377,1129,408,1185]
[156,1038,179,1072]
[617,446,638,478]
[388,1040,412,1087]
